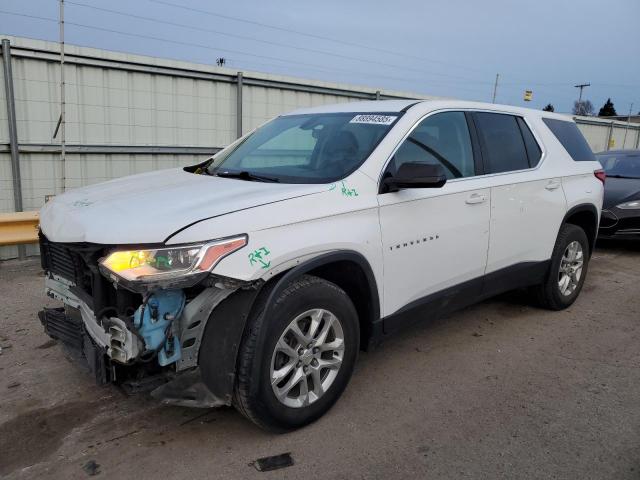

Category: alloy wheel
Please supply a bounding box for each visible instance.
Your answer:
[270,308,345,408]
[558,240,584,296]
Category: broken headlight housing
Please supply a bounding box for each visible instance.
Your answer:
[99,235,247,291]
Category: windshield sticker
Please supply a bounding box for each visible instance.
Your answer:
[248,247,271,269]
[349,114,397,125]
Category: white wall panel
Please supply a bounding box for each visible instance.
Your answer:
[576,122,610,153]
[0,65,8,143]
[0,153,14,214]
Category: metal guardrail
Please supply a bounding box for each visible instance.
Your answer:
[0,211,39,246]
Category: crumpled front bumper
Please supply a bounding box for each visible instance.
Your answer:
[38,306,112,384]
[40,273,255,407]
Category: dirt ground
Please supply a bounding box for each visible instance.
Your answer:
[1,241,639,479]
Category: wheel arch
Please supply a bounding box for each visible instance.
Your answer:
[259,251,382,350]
[561,203,599,256]
[197,251,382,405]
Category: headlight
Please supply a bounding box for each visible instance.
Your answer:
[617,200,640,209]
[99,235,247,289]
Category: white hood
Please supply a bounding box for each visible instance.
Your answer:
[40,168,324,244]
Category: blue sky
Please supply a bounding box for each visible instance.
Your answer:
[1,0,638,114]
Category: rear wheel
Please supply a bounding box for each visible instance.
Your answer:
[533,224,590,310]
[233,275,359,432]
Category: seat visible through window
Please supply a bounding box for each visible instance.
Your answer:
[389,111,475,179]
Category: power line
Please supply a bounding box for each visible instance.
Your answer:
[0,9,476,92]
[106,1,640,93]
[64,0,494,85]
[2,8,636,105]
[144,0,493,76]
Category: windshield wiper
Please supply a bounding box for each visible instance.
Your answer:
[216,170,280,183]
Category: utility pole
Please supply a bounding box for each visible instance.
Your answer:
[623,102,633,148]
[59,0,66,192]
[492,73,499,103]
[574,83,590,115]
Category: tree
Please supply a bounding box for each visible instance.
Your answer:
[573,100,594,116]
[598,98,617,117]
[542,104,555,112]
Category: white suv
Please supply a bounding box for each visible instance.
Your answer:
[38,100,604,431]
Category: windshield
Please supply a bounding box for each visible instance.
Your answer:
[206,112,401,183]
[597,153,640,179]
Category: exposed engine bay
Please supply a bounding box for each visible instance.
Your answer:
[38,233,261,407]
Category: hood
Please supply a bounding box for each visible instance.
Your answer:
[603,177,640,209]
[40,168,324,244]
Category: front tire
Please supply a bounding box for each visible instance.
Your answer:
[233,275,359,432]
[533,224,590,310]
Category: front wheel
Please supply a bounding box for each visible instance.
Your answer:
[233,275,359,432]
[533,223,590,310]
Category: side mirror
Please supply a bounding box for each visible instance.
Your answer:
[383,162,447,192]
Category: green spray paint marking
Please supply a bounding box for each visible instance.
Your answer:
[328,183,337,191]
[341,181,358,197]
[248,247,271,269]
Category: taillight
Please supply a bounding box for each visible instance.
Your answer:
[594,169,606,185]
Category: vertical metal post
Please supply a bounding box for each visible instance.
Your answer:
[236,71,243,139]
[606,121,614,151]
[59,0,66,192]
[622,103,633,148]
[375,90,380,101]
[492,73,499,103]
[2,39,26,259]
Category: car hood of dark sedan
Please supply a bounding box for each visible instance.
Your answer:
[603,177,640,209]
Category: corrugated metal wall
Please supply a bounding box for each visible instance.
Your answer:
[1,35,639,260]
[574,115,640,153]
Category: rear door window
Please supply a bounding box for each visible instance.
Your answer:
[473,113,529,173]
[542,118,596,162]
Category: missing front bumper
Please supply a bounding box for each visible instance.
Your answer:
[38,307,111,384]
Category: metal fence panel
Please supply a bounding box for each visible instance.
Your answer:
[0,153,14,214]
[0,63,7,143]
[575,122,610,153]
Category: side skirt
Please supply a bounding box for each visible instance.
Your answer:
[381,260,550,336]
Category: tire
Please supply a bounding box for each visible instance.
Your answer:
[233,274,359,432]
[533,223,590,310]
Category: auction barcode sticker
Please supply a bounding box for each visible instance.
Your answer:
[349,114,397,125]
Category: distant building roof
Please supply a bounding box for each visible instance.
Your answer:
[599,115,640,124]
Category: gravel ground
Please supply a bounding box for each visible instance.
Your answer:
[0,241,639,480]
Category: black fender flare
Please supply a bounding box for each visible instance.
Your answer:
[198,250,381,404]
[561,203,599,256]
[261,250,380,323]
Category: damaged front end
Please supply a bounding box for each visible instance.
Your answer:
[38,233,261,408]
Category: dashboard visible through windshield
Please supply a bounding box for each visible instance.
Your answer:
[206,112,402,183]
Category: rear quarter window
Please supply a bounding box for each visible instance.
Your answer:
[542,118,595,162]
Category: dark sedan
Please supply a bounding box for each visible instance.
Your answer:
[596,149,640,240]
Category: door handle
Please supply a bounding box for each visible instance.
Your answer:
[465,193,486,205]
[545,180,561,191]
